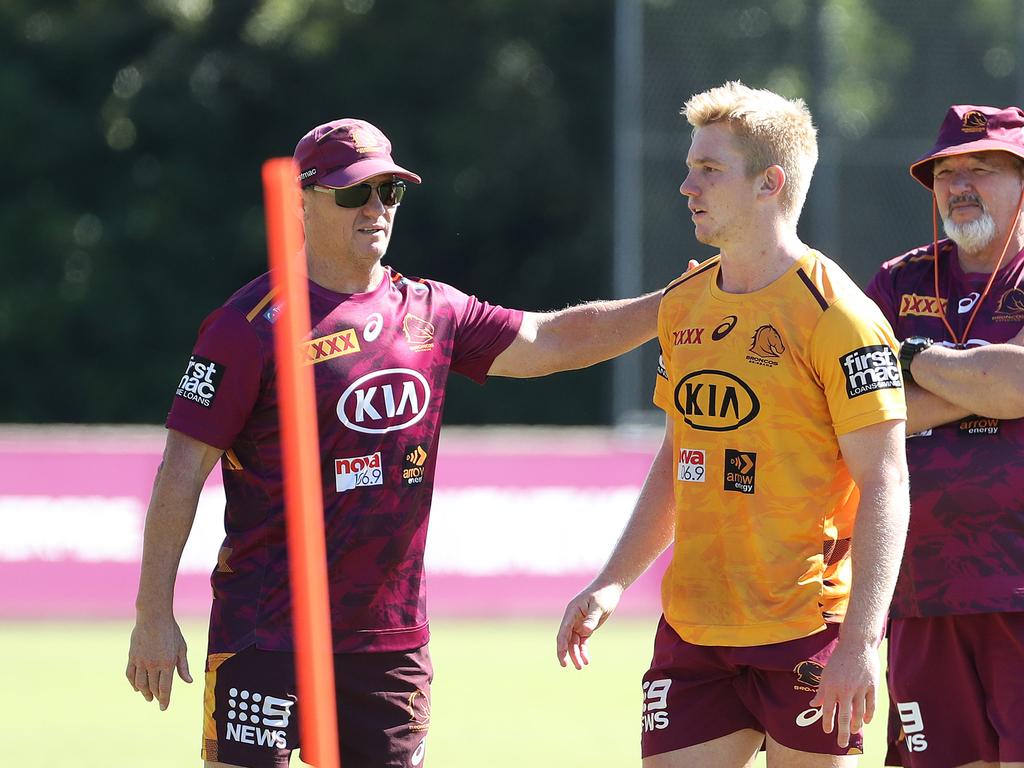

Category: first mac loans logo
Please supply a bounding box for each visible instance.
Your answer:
[224,687,294,749]
[839,346,901,398]
[176,355,225,408]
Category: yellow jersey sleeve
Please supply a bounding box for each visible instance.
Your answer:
[810,295,907,436]
[653,292,675,412]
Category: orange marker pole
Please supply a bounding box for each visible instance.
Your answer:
[262,157,341,768]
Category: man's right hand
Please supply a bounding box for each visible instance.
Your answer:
[126,616,193,710]
[556,582,623,670]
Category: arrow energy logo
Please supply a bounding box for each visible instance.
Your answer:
[724,449,756,494]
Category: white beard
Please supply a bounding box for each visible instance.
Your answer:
[942,210,997,254]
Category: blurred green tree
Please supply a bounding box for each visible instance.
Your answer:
[1,0,614,424]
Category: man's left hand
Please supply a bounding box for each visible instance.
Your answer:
[809,638,878,749]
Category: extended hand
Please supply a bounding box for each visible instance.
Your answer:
[555,583,623,670]
[809,638,877,749]
[126,616,193,710]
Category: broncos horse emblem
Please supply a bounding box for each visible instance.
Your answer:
[749,324,785,358]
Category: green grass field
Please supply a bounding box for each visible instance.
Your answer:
[2,617,889,766]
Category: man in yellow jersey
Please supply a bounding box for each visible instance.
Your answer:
[556,81,910,766]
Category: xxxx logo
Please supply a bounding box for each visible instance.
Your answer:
[303,329,361,364]
[672,327,704,345]
[899,294,947,318]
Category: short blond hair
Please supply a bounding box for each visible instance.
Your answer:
[683,81,818,220]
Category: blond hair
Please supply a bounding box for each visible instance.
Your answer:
[683,81,818,220]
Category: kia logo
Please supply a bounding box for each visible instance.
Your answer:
[337,368,431,434]
[673,369,760,431]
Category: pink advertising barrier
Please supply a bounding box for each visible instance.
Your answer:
[0,426,668,620]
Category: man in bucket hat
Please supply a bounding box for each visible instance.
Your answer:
[865,105,1024,767]
[125,117,664,767]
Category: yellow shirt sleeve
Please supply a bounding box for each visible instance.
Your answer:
[810,295,907,436]
[653,300,673,412]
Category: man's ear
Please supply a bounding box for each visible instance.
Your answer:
[760,165,786,199]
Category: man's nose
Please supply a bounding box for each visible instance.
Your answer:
[679,172,697,197]
[363,188,387,215]
[947,170,975,194]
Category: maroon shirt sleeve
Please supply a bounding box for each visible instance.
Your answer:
[165,307,264,450]
[864,263,899,328]
[442,284,523,384]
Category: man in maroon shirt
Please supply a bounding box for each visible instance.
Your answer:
[865,105,1024,768]
[124,118,663,768]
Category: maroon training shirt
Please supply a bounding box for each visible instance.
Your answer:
[866,240,1024,618]
[166,267,522,653]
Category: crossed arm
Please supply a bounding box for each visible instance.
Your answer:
[126,429,222,709]
[904,326,1024,433]
[489,291,662,378]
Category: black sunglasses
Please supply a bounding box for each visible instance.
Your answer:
[313,181,407,208]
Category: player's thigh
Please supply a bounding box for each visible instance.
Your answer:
[765,733,859,768]
[641,617,763,758]
[202,647,297,768]
[887,616,997,767]
[965,612,1024,763]
[334,643,432,767]
[737,624,865,756]
[642,729,764,768]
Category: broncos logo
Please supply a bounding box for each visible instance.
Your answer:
[403,314,436,348]
[961,110,988,133]
[793,660,824,689]
[749,324,785,358]
[995,287,1024,318]
[408,689,432,732]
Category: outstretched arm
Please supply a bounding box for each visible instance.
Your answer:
[556,416,676,669]
[488,291,661,378]
[126,428,222,710]
[811,419,909,749]
[907,326,1024,425]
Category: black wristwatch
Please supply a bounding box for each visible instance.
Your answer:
[898,336,933,384]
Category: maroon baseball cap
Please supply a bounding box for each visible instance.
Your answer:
[293,118,421,189]
[910,104,1024,189]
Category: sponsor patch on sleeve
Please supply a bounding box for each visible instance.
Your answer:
[176,355,226,408]
[656,353,669,380]
[838,345,902,398]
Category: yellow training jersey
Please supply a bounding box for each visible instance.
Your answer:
[654,250,905,647]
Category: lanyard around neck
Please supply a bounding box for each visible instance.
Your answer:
[930,185,1024,346]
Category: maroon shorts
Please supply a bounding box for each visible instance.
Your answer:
[641,617,864,758]
[885,612,1024,767]
[201,644,432,768]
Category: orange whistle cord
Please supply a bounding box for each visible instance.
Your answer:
[931,184,1024,346]
[262,158,341,768]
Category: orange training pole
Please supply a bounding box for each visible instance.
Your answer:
[262,157,341,768]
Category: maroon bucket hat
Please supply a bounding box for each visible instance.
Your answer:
[910,104,1024,189]
[293,119,422,189]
